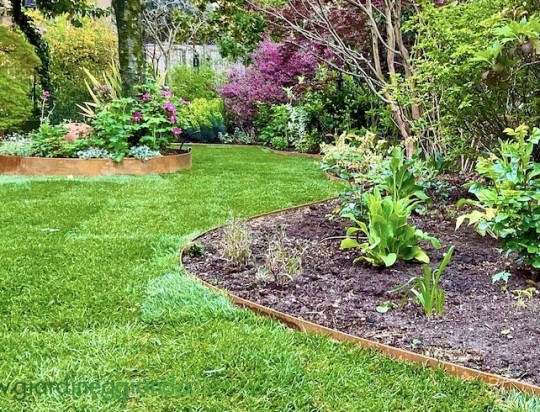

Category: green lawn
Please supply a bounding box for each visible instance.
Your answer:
[0,145,528,411]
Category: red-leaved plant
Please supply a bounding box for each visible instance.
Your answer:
[220,39,319,129]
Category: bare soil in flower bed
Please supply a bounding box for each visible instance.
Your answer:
[183,200,540,385]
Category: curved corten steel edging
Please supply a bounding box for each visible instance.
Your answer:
[180,198,540,397]
[0,151,191,177]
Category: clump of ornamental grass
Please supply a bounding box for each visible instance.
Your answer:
[219,216,253,267]
[259,226,304,286]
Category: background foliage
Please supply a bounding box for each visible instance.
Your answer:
[409,0,540,164]
[0,26,40,133]
[33,13,117,123]
[169,64,221,101]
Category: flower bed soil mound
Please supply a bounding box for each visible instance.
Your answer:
[183,200,540,385]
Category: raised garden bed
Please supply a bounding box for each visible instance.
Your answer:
[0,149,191,177]
[183,199,540,387]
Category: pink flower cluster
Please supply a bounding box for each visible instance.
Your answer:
[164,102,177,113]
[131,89,187,136]
[220,40,318,128]
[160,89,173,99]
[161,90,185,136]
[131,111,142,123]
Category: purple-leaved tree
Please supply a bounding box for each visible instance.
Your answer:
[220,39,319,129]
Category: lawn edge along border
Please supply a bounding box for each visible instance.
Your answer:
[180,198,540,397]
[182,142,322,158]
[182,143,343,181]
[0,150,191,177]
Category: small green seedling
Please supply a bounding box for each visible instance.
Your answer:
[512,287,538,307]
[376,301,397,314]
[492,271,511,288]
[183,242,205,258]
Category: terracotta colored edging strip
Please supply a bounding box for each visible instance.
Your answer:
[0,151,191,177]
[180,199,540,397]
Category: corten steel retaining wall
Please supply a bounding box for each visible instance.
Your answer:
[0,151,191,177]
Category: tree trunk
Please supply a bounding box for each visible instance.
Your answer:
[384,0,415,156]
[112,0,145,97]
[11,0,53,106]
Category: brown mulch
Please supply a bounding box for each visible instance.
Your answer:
[183,200,540,385]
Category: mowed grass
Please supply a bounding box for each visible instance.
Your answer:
[0,145,529,411]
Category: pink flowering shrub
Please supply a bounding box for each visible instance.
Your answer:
[220,40,319,128]
[91,84,191,161]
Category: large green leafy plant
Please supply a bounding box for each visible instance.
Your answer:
[91,84,190,161]
[169,65,221,101]
[30,122,69,157]
[22,91,93,157]
[341,189,440,267]
[91,98,134,161]
[408,1,539,166]
[457,125,540,270]
[32,12,118,122]
[378,147,429,204]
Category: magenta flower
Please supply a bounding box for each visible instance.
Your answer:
[160,89,173,99]
[171,127,183,135]
[41,91,51,101]
[131,111,142,122]
[164,102,177,113]
[141,93,151,103]
[180,98,191,106]
[168,114,177,123]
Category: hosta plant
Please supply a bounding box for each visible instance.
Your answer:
[457,126,540,270]
[341,189,440,267]
[379,147,429,204]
